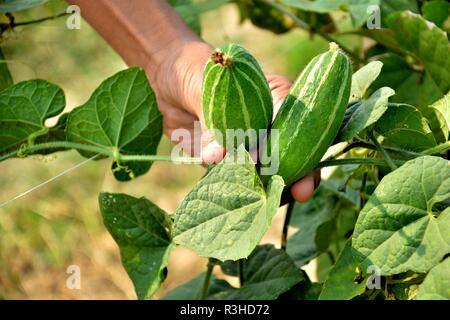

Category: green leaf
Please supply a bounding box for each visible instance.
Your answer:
[352,156,450,275]
[386,11,450,93]
[99,193,174,300]
[173,149,284,261]
[416,258,450,300]
[429,91,450,141]
[0,0,47,12]
[350,61,383,102]
[219,245,305,299]
[319,240,367,300]
[337,87,395,141]
[281,0,380,27]
[66,68,163,181]
[375,103,437,151]
[422,1,450,30]
[0,48,13,91]
[0,79,65,155]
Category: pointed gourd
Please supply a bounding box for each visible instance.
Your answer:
[263,43,352,186]
[202,44,273,149]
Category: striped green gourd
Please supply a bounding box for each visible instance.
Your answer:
[202,44,273,148]
[263,43,352,186]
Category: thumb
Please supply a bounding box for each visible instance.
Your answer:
[199,122,226,164]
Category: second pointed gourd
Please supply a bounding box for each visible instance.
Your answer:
[263,43,353,186]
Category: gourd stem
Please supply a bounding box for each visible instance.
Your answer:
[258,0,363,63]
[318,157,404,168]
[281,201,295,250]
[368,132,397,171]
[343,141,424,158]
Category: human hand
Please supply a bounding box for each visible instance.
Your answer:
[149,41,320,202]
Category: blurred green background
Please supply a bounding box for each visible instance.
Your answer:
[0,0,355,299]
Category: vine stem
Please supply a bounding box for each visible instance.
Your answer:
[199,259,216,300]
[258,0,363,63]
[0,142,108,161]
[0,12,69,35]
[368,132,397,171]
[119,154,202,164]
[422,141,450,155]
[317,157,404,168]
[281,201,295,250]
[0,141,202,164]
[336,141,424,159]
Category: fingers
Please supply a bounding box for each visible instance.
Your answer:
[266,74,292,116]
[290,170,321,203]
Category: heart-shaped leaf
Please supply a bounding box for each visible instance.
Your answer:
[352,156,450,275]
[173,149,284,261]
[99,193,174,300]
[67,68,163,181]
